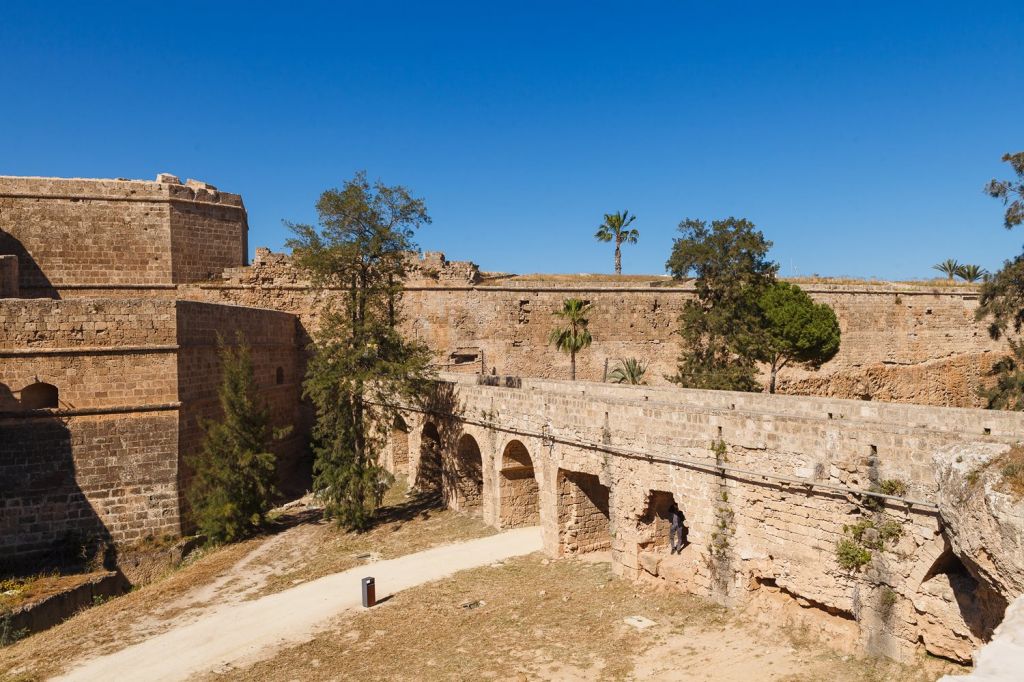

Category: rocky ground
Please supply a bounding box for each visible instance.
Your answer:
[0,484,963,682]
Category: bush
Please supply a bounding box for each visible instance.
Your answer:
[836,539,872,571]
[879,479,909,497]
[0,610,27,647]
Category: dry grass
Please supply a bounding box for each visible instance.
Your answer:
[0,539,258,681]
[0,482,492,681]
[994,445,1024,498]
[202,556,959,682]
[253,485,495,598]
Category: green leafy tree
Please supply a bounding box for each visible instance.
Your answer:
[286,172,433,529]
[985,152,1024,229]
[594,210,639,275]
[977,153,1024,409]
[957,264,989,283]
[549,298,593,381]
[666,217,777,391]
[759,281,841,394]
[980,340,1024,410]
[932,259,962,281]
[187,338,279,543]
[608,357,648,385]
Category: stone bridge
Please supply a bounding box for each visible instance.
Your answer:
[384,373,1024,664]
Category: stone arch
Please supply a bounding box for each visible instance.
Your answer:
[415,421,443,491]
[919,544,1007,644]
[557,469,611,556]
[389,415,410,476]
[451,433,484,514]
[499,439,539,527]
[22,381,59,410]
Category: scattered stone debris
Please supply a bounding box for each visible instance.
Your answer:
[624,615,657,630]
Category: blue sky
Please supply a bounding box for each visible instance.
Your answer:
[1,2,1022,279]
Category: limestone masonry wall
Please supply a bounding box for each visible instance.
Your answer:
[0,176,247,295]
[393,374,1024,663]
[0,254,18,297]
[187,251,1002,408]
[174,301,306,505]
[0,296,305,562]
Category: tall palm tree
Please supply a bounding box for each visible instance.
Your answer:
[608,357,648,385]
[932,259,962,281]
[549,298,593,381]
[957,264,989,283]
[594,210,639,275]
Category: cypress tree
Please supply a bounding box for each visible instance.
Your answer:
[186,337,278,542]
[286,172,433,530]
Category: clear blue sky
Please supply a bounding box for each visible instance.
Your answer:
[2,2,1022,279]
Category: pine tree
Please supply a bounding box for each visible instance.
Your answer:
[666,217,777,391]
[759,281,841,393]
[286,172,433,530]
[187,338,278,543]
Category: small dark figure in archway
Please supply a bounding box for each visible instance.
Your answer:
[669,503,686,554]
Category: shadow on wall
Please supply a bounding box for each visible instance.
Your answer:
[0,382,114,576]
[413,381,468,506]
[0,230,59,299]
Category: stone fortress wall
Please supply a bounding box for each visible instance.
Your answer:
[393,373,1024,663]
[0,176,303,567]
[2,174,1021,665]
[193,249,1003,408]
[0,174,247,295]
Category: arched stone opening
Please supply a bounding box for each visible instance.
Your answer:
[499,440,539,527]
[275,367,285,385]
[21,381,59,410]
[415,421,443,491]
[452,434,484,514]
[557,469,611,556]
[919,545,1007,647]
[389,415,410,475]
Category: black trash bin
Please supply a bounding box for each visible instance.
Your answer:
[362,576,376,608]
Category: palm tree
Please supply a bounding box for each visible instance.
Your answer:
[608,357,648,385]
[932,259,962,281]
[956,264,989,283]
[594,210,639,275]
[549,298,593,381]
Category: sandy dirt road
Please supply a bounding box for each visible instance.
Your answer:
[54,527,542,682]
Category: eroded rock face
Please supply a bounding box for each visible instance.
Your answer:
[934,443,1024,601]
[940,594,1024,682]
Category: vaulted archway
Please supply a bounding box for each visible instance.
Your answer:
[415,421,442,491]
[499,440,539,527]
[452,433,484,514]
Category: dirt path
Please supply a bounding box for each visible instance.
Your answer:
[54,527,542,682]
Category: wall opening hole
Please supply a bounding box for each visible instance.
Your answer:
[22,382,59,409]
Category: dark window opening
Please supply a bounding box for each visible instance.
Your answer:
[275,367,285,385]
[22,382,59,409]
